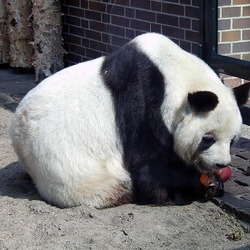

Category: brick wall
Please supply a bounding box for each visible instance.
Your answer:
[218,0,250,61]
[61,0,201,66]
[218,0,250,87]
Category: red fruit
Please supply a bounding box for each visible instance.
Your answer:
[200,174,211,186]
[214,165,232,182]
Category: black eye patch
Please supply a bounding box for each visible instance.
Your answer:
[198,134,216,151]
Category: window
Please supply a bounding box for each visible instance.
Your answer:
[202,0,250,81]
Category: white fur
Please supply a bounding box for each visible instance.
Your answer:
[11,58,131,208]
[10,33,243,207]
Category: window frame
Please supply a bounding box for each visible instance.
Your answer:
[202,0,250,81]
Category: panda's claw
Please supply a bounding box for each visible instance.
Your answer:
[208,183,215,187]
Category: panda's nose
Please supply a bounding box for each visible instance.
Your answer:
[216,164,228,169]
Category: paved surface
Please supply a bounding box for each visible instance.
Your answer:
[0,67,250,229]
[213,139,250,227]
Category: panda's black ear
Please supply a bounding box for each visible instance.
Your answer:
[233,82,250,106]
[188,91,219,113]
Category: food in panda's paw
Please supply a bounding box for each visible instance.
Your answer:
[214,165,232,182]
[199,172,224,200]
[199,173,211,186]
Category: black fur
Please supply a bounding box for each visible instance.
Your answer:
[233,82,250,106]
[198,134,216,152]
[188,91,219,113]
[101,42,218,205]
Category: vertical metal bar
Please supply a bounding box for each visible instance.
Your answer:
[211,0,218,56]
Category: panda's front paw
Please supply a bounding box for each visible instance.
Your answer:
[200,173,224,201]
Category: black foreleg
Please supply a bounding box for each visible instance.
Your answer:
[129,152,224,206]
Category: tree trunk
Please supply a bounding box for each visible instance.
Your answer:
[6,0,33,68]
[31,0,64,82]
[0,0,9,64]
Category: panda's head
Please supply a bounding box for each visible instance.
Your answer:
[173,82,250,171]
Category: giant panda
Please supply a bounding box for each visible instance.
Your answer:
[10,33,250,208]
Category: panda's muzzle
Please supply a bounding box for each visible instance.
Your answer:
[191,154,229,172]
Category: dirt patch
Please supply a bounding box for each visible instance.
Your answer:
[1,107,250,250]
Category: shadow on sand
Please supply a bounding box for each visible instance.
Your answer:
[0,161,42,202]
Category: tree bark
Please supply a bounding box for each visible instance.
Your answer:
[6,0,33,68]
[0,0,9,64]
[31,0,64,82]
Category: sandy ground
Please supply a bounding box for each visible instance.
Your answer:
[0,82,250,249]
